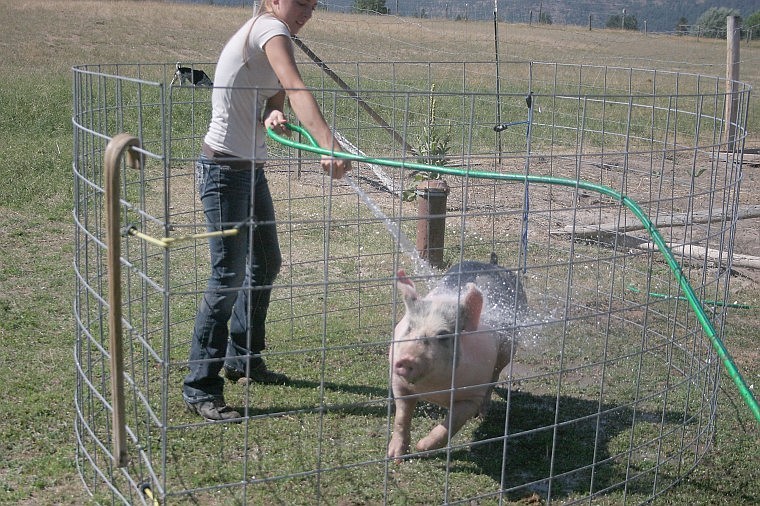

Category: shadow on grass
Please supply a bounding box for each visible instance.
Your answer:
[229,376,694,503]
[231,376,391,418]
[447,387,694,502]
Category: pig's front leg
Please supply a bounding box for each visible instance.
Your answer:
[415,398,482,452]
[388,393,417,459]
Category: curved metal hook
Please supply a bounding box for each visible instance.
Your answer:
[104,133,140,468]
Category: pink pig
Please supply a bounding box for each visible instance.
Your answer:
[387,269,514,459]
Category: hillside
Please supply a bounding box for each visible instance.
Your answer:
[188,0,758,33]
[335,0,758,32]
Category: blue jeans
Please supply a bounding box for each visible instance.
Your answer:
[183,153,282,403]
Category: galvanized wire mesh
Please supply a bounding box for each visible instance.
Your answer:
[72,60,749,505]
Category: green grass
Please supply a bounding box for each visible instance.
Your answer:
[2,1,759,504]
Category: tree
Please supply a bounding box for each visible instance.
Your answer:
[606,13,638,31]
[353,0,388,15]
[745,11,760,39]
[675,16,689,36]
[691,7,740,38]
[539,11,553,25]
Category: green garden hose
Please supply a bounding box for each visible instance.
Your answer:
[268,122,760,424]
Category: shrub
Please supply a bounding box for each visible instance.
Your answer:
[606,13,638,31]
[353,0,388,15]
[745,11,760,39]
[691,7,741,38]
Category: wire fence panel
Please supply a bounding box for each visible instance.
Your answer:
[72,60,750,505]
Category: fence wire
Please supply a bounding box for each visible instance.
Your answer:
[73,60,749,505]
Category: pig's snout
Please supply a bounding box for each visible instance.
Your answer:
[394,356,417,380]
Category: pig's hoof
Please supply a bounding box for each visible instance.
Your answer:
[415,425,449,452]
[387,449,405,459]
[415,436,447,452]
[387,440,410,460]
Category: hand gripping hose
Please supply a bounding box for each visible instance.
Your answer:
[268,122,760,424]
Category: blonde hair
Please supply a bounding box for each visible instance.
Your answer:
[255,0,273,16]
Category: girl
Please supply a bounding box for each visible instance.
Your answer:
[184,0,351,421]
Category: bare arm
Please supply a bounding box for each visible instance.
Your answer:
[263,90,286,127]
[263,35,351,178]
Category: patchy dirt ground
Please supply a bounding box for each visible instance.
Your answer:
[279,149,760,286]
[730,154,760,283]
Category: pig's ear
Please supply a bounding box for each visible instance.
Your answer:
[462,283,483,331]
[397,269,415,288]
[396,269,418,304]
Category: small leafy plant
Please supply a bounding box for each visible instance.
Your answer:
[403,84,452,201]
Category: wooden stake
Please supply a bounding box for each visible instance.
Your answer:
[724,16,740,151]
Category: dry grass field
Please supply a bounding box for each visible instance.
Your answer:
[1,1,758,504]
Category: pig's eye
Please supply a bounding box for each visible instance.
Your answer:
[435,330,453,340]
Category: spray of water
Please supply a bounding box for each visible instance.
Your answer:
[334,131,436,281]
[342,174,435,281]
[338,146,548,334]
[333,130,555,355]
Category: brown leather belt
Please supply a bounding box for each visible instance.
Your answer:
[201,142,226,159]
[201,143,263,170]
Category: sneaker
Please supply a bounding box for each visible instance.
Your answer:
[224,363,288,385]
[185,398,242,422]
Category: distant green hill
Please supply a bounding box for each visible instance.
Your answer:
[180,0,758,34]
